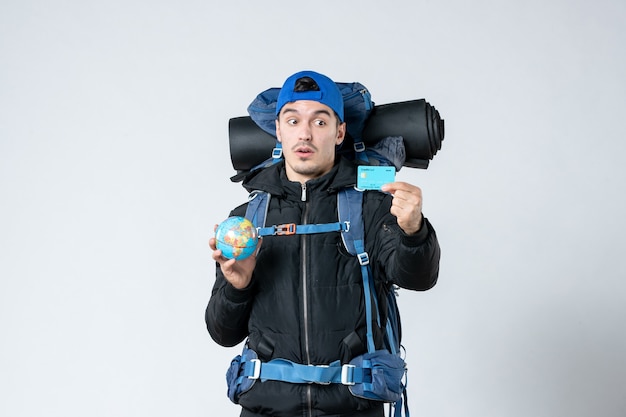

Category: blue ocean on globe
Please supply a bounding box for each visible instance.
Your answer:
[215,216,258,260]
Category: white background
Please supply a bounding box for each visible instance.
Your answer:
[1,1,625,416]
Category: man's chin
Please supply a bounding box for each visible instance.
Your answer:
[292,163,323,177]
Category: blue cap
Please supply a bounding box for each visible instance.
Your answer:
[275,70,344,122]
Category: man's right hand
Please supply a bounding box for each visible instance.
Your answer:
[209,226,261,289]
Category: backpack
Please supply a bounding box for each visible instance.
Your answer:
[224,81,442,417]
[225,188,410,417]
[228,82,444,183]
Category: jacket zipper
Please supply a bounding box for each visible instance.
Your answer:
[300,182,313,417]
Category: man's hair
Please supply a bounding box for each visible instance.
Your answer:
[293,77,320,92]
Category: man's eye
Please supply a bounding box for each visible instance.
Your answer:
[314,120,326,126]
[287,119,297,125]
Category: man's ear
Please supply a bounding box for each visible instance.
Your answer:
[275,119,281,142]
[336,122,346,145]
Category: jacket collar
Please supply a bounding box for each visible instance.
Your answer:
[242,157,358,198]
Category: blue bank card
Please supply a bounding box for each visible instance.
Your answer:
[357,166,396,190]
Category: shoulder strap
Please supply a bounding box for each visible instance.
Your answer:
[338,188,401,356]
[247,190,349,237]
[245,190,271,228]
[337,187,366,257]
[338,188,379,353]
[339,188,407,417]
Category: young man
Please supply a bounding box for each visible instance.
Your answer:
[206,70,441,417]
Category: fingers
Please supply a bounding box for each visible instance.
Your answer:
[210,246,227,264]
[209,232,262,267]
[218,257,237,272]
[209,232,230,264]
[209,224,219,250]
[381,181,424,235]
[381,181,421,198]
[382,182,422,209]
[208,221,257,289]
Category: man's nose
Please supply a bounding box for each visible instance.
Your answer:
[298,123,312,141]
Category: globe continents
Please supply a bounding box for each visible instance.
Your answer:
[215,216,258,260]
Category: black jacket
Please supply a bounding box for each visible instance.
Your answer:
[206,158,440,416]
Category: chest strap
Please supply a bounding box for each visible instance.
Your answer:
[257,221,349,237]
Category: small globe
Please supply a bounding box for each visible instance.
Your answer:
[215,216,258,260]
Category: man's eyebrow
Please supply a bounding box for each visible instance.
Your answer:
[281,107,332,117]
[313,109,332,117]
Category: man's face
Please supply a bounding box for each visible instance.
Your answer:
[276,100,346,184]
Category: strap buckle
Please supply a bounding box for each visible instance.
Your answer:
[272,148,283,159]
[249,359,261,380]
[311,364,332,385]
[341,364,356,385]
[274,224,296,236]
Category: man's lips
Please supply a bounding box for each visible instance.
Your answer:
[293,146,315,156]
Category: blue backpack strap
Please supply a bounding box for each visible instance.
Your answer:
[245,190,349,237]
[239,357,366,385]
[338,187,403,355]
[245,190,271,228]
[338,188,378,353]
[339,188,410,417]
[257,222,348,237]
[337,187,365,255]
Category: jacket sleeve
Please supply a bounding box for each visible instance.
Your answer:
[205,203,257,346]
[205,269,255,347]
[367,192,441,291]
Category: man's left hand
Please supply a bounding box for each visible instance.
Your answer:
[381,181,424,235]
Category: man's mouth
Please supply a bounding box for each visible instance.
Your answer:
[294,146,314,156]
